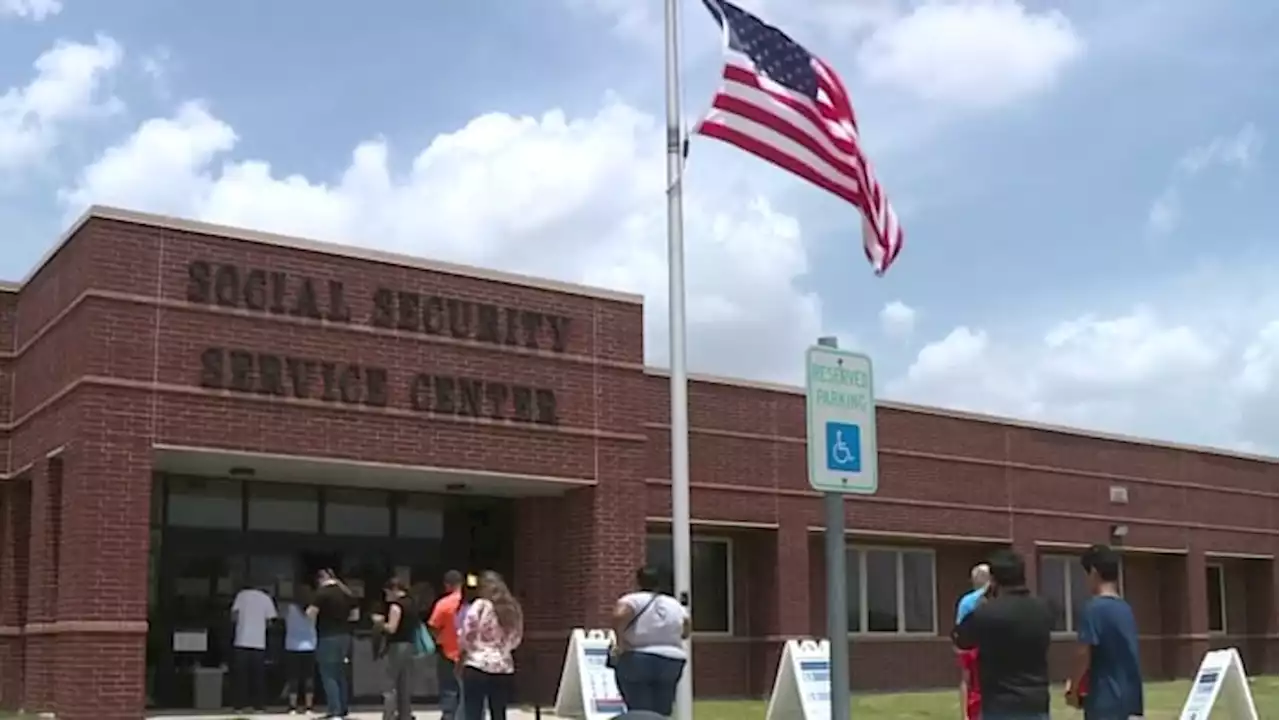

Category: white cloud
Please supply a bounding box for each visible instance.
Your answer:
[1147,124,1262,235]
[139,46,173,100]
[0,34,123,171]
[1178,124,1261,175]
[62,95,844,383]
[567,0,898,47]
[856,0,1084,109]
[0,0,61,21]
[573,0,1081,110]
[889,296,1280,454]
[879,300,916,337]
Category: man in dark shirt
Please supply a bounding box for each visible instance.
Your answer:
[1067,545,1145,720]
[307,568,356,720]
[954,549,1054,720]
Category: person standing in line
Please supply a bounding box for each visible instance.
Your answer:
[308,568,357,720]
[953,549,1054,720]
[230,582,278,713]
[955,564,991,720]
[428,570,465,720]
[282,588,318,715]
[1066,544,1145,720]
[376,577,424,720]
[611,566,690,717]
[459,571,524,720]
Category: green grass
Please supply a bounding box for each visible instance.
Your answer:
[694,676,1278,719]
[1,678,1274,718]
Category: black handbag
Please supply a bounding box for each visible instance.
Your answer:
[606,593,661,670]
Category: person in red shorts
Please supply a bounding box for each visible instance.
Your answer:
[959,645,982,720]
[955,564,991,720]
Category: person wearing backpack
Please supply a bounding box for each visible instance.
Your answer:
[610,567,690,717]
[376,577,426,720]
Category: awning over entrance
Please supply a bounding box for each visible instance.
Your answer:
[153,444,594,497]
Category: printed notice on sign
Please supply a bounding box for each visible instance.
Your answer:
[805,346,878,494]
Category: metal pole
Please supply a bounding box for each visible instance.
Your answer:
[663,0,694,718]
[818,336,851,720]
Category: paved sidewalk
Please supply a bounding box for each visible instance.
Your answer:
[151,708,553,720]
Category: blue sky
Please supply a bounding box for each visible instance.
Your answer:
[1,0,1276,453]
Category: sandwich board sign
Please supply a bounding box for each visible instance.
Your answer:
[1176,646,1259,719]
[765,639,832,720]
[805,346,878,494]
[553,628,627,719]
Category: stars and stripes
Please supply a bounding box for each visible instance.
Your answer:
[695,0,904,275]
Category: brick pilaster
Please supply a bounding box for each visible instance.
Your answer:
[0,480,31,710]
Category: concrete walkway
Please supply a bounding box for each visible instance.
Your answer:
[150,709,553,720]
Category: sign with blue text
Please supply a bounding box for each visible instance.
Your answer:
[1176,646,1259,720]
[766,639,832,720]
[553,628,628,720]
[805,346,877,494]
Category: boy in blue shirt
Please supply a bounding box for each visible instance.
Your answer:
[1067,545,1145,720]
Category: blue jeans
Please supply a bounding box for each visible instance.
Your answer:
[436,654,461,720]
[316,634,351,717]
[614,651,685,716]
[984,713,1050,720]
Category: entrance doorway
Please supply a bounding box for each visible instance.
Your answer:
[146,474,515,710]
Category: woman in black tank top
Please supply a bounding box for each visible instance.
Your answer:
[378,578,422,720]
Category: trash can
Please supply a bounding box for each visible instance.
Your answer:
[192,666,225,711]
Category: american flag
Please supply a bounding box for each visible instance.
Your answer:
[695,0,904,275]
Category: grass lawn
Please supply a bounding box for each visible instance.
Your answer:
[0,678,1274,718]
[694,676,1278,719]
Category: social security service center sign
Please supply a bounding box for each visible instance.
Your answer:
[805,346,878,494]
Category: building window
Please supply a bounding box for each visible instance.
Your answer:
[1206,564,1226,634]
[844,546,937,634]
[395,494,444,539]
[166,477,243,529]
[644,534,733,634]
[1040,554,1126,633]
[324,489,391,537]
[248,483,319,533]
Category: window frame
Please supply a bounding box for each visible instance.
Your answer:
[845,544,938,637]
[644,533,736,637]
[1205,562,1227,635]
[1041,553,1126,636]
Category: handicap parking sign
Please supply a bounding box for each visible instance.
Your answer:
[825,421,862,473]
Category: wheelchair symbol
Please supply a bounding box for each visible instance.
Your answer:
[825,422,862,473]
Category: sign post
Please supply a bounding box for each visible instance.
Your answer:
[806,338,878,720]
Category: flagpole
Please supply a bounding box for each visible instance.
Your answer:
[663,0,695,718]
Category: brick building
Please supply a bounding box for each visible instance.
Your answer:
[0,206,1274,720]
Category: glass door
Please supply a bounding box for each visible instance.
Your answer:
[152,535,245,708]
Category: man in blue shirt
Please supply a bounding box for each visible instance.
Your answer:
[955,563,990,718]
[956,563,991,624]
[1067,545,1144,720]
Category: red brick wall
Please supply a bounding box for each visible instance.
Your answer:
[641,366,1277,695]
[0,212,1274,717]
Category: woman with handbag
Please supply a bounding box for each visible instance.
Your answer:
[610,566,690,717]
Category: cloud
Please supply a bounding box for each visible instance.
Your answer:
[602,0,899,44]
[1146,124,1262,235]
[139,47,173,100]
[573,0,1082,110]
[888,286,1280,453]
[61,95,846,384]
[0,0,61,21]
[0,34,123,172]
[856,0,1084,109]
[879,300,916,337]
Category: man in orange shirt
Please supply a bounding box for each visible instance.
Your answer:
[428,569,464,720]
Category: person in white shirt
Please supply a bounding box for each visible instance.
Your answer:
[231,583,279,712]
[610,567,691,717]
